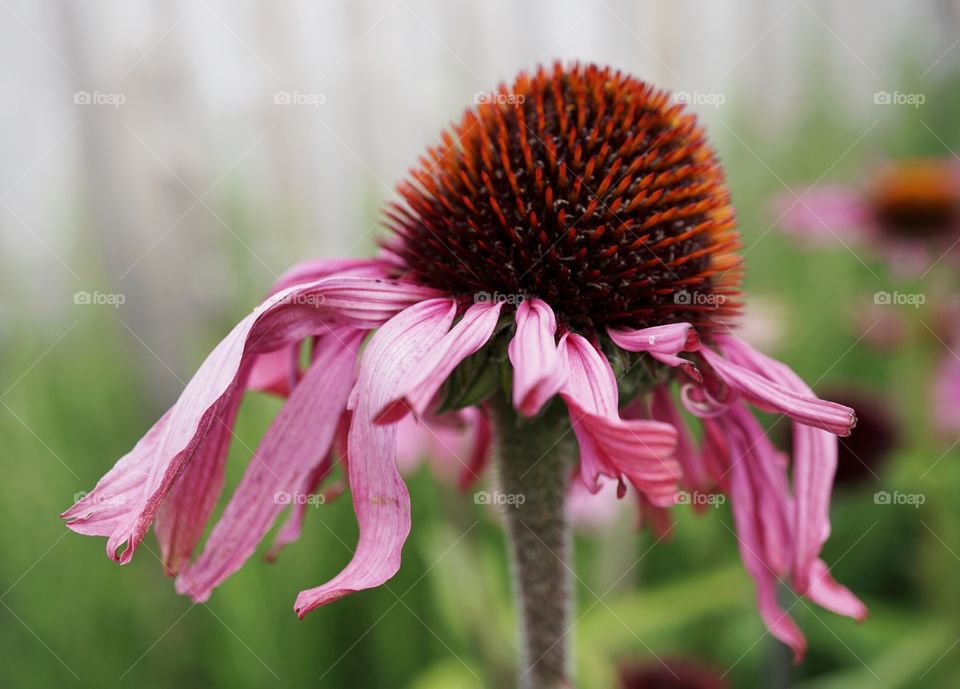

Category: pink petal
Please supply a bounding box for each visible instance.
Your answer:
[508,299,567,416]
[723,407,806,661]
[608,322,701,378]
[175,330,363,601]
[558,333,679,505]
[294,298,457,616]
[700,344,855,436]
[265,451,335,563]
[803,559,868,621]
[651,385,709,493]
[154,362,250,575]
[377,301,502,422]
[63,277,435,564]
[248,345,299,397]
[266,258,387,296]
[716,335,850,594]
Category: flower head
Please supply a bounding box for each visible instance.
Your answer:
[63,62,863,658]
[774,157,960,274]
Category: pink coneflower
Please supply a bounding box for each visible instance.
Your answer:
[64,63,863,686]
[775,158,960,274]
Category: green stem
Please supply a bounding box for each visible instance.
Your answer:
[490,397,576,689]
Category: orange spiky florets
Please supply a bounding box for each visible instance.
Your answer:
[383,62,743,336]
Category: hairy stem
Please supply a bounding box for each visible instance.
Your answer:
[491,397,576,689]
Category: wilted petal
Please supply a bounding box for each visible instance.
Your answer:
[608,322,700,378]
[295,298,457,616]
[716,335,854,594]
[154,364,250,575]
[723,405,806,661]
[508,299,567,416]
[700,344,855,436]
[175,330,363,601]
[63,277,436,564]
[651,385,709,493]
[558,333,679,505]
[377,301,502,422]
[804,559,868,621]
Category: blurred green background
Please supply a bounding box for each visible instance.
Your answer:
[2,1,959,687]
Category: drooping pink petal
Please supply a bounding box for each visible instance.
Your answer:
[264,450,335,563]
[715,335,854,595]
[557,333,679,505]
[295,298,457,616]
[63,277,438,564]
[248,345,300,397]
[700,345,856,436]
[608,322,701,379]
[508,299,567,416]
[651,385,709,493]
[154,361,251,575]
[377,301,502,422]
[175,330,363,601]
[722,404,806,661]
[266,258,387,296]
[803,559,868,621]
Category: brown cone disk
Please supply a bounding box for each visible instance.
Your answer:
[867,158,960,240]
[382,62,743,337]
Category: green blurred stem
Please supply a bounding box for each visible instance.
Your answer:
[491,397,576,689]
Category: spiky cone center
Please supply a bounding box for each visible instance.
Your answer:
[383,62,743,339]
[867,158,960,239]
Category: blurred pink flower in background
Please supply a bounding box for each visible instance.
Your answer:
[774,158,960,275]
